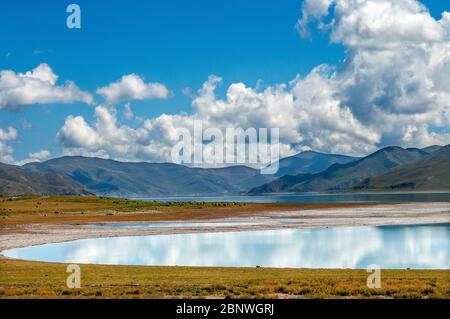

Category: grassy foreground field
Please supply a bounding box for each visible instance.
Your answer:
[0,195,376,225]
[0,258,449,299]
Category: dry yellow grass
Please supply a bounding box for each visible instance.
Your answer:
[0,195,380,225]
[0,258,448,299]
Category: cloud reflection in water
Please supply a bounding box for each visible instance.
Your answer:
[3,224,449,269]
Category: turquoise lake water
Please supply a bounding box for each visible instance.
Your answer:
[3,224,449,269]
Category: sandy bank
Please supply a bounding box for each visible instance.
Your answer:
[1,202,449,251]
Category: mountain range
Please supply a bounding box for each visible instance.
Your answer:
[21,156,276,197]
[0,144,448,196]
[271,151,358,177]
[355,145,450,191]
[249,145,448,194]
[0,162,91,196]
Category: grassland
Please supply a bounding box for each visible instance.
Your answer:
[1,195,449,299]
[0,195,375,225]
[1,258,449,299]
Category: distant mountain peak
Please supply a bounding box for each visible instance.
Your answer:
[271,150,358,177]
[421,145,442,154]
[19,155,276,197]
[249,145,434,194]
[355,144,450,191]
[0,162,91,196]
[4,145,448,196]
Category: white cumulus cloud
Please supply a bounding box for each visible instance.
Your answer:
[295,0,450,148]
[56,0,450,163]
[0,126,18,163]
[15,149,52,166]
[96,74,170,103]
[57,73,379,163]
[0,63,94,111]
[57,115,100,149]
[28,149,51,161]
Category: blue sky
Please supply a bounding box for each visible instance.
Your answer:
[0,0,449,163]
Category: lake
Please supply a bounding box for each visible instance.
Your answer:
[133,192,450,203]
[3,223,449,269]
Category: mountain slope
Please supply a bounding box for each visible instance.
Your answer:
[0,162,91,196]
[24,156,276,196]
[248,174,313,194]
[249,147,428,193]
[355,145,450,191]
[273,151,358,177]
[421,145,442,154]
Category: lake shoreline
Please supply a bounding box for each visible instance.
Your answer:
[1,199,449,299]
[1,201,449,252]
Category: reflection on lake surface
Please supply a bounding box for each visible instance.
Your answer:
[134,193,450,203]
[3,224,449,269]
